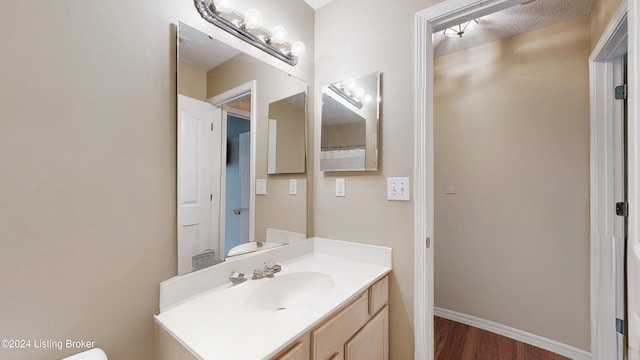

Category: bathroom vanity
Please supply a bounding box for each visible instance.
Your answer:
[154,238,391,360]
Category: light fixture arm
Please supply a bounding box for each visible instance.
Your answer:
[193,0,299,66]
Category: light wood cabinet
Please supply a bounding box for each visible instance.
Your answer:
[272,333,311,360]
[344,306,389,360]
[310,276,388,360]
[155,323,198,360]
[311,290,369,359]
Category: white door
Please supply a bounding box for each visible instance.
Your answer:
[177,94,221,274]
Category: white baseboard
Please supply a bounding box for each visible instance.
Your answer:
[434,307,591,360]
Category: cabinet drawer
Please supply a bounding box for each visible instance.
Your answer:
[369,276,388,315]
[312,291,369,360]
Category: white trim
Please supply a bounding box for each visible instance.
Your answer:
[434,308,591,360]
[208,81,257,246]
[413,10,432,360]
[414,1,529,358]
[626,0,640,358]
[589,2,628,359]
[225,107,251,119]
[268,119,277,174]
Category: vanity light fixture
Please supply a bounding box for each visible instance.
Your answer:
[443,19,479,38]
[328,82,366,109]
[194,0,306,66]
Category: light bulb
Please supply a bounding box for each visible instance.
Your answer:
[243,8,263,29]
[354,88,365,100]
[270,25,288,44]
[290,41,306,57]
[214,0,235,13]
[345,81,355,94]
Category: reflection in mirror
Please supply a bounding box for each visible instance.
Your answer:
[268,92,307,174]
[320,72,381,171]
[177,22,308,275]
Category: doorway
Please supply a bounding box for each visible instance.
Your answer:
[208,81,256,262]
[224,111,251,256]
[414,1,639,359]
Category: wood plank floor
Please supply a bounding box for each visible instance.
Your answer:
[434,316,570,360]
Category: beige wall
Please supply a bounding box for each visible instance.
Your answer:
[321,122,366,149]
[434,16,591,350]
[178,61,207,101]
[0,0,313,359]
[590,0,623,49]
[315,0,444,358]
[207,54,309,240]
[269,97,307,174]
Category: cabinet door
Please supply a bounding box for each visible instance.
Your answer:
[274,341,305,360]
[312,291,369,360]
[272,333,310,360]
[344,306,388,360]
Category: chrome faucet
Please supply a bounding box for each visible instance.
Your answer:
[252,262,282,280]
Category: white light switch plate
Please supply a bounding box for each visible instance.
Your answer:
[335,178,345,197]
[387,177,410,201]
[256,179,267,195]
[289,179,297,195]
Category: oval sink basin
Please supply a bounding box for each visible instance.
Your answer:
[243,271,335,311]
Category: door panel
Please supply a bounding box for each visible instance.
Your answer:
[177,94,220,274]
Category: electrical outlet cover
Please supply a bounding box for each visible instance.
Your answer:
[289,179,297,195]
[256,179,267,195]
[336,178,346,197]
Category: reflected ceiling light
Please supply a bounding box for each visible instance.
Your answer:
[194,0,306,66]
[443,19,479,38]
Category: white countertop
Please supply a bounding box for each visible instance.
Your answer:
[155,239,391,360]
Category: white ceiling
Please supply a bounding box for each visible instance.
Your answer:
[433,0,594,57]
[304,0,594,57]
[303,0,335,10]
[178,23,241,71]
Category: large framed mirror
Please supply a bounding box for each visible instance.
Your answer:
[320,71,381,172]
[177,22,308,275]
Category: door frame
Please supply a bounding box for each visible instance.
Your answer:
[208,81,257,257]
[414,0,640,358]
[413,2,527,357]
[589,2,628,358]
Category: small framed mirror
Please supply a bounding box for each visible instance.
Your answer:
[320,71,381,171]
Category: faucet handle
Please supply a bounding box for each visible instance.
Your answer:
[263,262,282,276]
[229,271,246,285]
